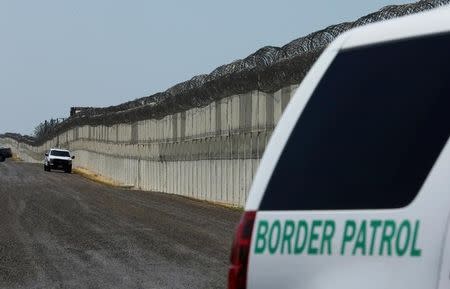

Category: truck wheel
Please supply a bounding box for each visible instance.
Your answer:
[0,156,4,162]
[65,165,72,174]
[44,164,50,172]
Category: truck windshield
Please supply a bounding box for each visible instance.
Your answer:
[51,150,70,157]
[260,32,450,210]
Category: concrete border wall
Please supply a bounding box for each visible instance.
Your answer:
[0,85,297,207]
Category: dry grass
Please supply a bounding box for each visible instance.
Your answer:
[11,154,22,162]
[73,167,132,188]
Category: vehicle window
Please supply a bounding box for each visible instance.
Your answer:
[260,33,450,210]
[51,150,70,157]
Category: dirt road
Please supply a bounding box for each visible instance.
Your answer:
[0,161,240,289]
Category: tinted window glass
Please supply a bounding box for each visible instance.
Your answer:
[51,150,70,157]
[260,33,450,210]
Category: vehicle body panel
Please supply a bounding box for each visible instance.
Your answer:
[438,215,450,289]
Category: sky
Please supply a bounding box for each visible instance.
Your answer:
[0,0,413,135]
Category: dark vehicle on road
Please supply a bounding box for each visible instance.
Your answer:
[44,148,75,173]
[0,147,12,162]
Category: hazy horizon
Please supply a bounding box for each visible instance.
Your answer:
[1,0,413,135]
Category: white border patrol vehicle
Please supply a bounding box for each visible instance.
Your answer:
[228,6,450,289]
[44,148,75,173]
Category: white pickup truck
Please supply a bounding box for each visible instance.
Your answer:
[44,148,75,173]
